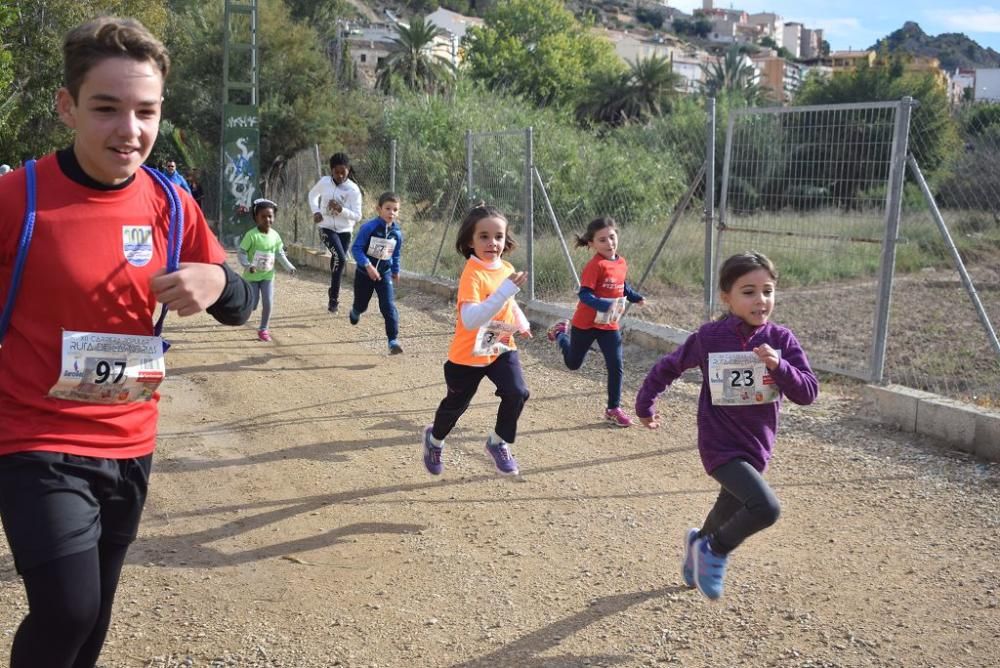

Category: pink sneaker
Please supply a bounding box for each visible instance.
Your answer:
[258,329,272,342]
[547,319,569,342]
[605,407,635,427]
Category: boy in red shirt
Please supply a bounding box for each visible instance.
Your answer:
[0,17,251,667]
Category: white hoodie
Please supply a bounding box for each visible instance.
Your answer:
[308,176,362,233]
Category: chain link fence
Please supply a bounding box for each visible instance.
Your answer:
[262,98,1000,407]
[890,102,1000,405]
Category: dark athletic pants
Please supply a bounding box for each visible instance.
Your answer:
[0,452,151,668]
[556,326,624,409]
[699,458,781,554]
[352,267,399,342]
[431,351,530,444]
[320,229,351,309]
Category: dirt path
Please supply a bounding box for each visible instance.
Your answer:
[1,261,998,667]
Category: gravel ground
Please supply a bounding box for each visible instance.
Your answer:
[0,258,998,668]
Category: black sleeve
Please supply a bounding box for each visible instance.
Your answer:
[206,263,253,326]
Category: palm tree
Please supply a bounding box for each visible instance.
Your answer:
[375,17,456,95]
[701,45,762,103]
[576,55,682,127]
[618,55,683,122]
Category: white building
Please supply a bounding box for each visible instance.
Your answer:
[424,7,483,65]
[747,12,784,48]
[975,68,1000,101]
[782,22,802,59]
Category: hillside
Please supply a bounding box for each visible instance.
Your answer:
[870,21,1000,71]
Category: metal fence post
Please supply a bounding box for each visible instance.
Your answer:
[704,97,716,322]
[389,138,397,193]
[712,109,737,317]
[465,129,473,206]
[524,126,535,301]
[870,97,915,384]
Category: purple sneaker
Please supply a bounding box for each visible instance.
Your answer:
[484,439,519,476]
[422,426,443,476]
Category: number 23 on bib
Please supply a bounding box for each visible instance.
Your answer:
[707,350,781,406]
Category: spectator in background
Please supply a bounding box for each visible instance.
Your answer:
[0,165,11,176]
[163,159,191,194]
[187,169,204,210]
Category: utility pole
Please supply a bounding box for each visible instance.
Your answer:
[219,0,260,245]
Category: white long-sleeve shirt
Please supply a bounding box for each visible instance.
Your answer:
[307,176,362,233]
[458,260,530,333]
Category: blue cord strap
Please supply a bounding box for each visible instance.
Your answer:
[0,160,37,345]
[0,162,183,348]
[142,166,184,342]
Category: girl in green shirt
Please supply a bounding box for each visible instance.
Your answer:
[238,198,296,341]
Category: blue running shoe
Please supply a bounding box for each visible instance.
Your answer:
[681,528,698,588]
[388,339,403,354]
[422,426,443,476]
[349,309,360,325]
[693,537,729,600]
[484,439,519,476]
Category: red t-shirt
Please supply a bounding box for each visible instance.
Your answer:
[0,154,227,458]
[570,254,630,331]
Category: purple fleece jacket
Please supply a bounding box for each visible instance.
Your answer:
[635,315,818,474]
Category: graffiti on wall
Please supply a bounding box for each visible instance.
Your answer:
[224,137,256,211]
[221,104,260,237]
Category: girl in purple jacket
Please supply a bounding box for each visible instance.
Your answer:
[635,251,818,600]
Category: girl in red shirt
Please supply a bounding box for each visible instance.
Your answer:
[547,217,645,427]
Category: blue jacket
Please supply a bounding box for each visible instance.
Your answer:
[164,170,192,194]
[351,216,403,276]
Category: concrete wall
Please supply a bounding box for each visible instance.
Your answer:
[287,243,1000,463]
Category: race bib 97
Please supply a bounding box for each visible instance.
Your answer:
[707,350,780,406]
[48,331,165,404]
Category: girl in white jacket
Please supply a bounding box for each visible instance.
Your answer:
[308,152,363,313]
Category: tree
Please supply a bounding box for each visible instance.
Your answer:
[577,55,682,127]
[375,16,456,95]
[462,0,623,108]
[635,7,666,30]
[0,0,168,162]
[790,58,961,206]
[701,46,762,104]
[673,16,711,39]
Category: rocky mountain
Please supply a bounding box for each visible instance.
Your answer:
[870,21,1000,71]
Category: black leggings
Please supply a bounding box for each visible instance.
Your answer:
[700,458,781,554]
[11,541,130,668]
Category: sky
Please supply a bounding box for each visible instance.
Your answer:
[667,0,1000,54]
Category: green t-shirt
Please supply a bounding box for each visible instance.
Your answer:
[240,228,285,282]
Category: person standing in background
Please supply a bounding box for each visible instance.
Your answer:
[163,159,191,194]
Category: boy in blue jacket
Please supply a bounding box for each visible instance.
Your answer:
[350,192,404,354]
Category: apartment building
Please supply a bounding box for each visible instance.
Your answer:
[752,55,806,102]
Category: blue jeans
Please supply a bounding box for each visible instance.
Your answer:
[352,268,399,341]
[556,326,624,409]
[248,279,274,330]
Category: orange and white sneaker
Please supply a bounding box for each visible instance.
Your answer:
[604,407,635,427]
